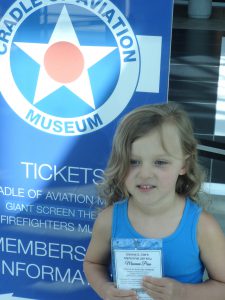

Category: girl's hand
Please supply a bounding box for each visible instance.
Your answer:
[142,276,185,300]
[102,282,137,300]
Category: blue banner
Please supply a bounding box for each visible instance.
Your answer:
[0,0,174,299]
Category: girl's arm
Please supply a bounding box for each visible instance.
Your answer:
[184,210,225,299]
[143,211,225,300]
[83,206,137,300]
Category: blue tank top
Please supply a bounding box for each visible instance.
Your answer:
[112,198,205,283]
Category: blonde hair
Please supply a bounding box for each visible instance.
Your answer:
[99,103,204,206]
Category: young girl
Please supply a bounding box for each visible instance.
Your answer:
[83,103,225,300]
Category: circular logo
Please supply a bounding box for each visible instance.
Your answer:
[0,0,140,136]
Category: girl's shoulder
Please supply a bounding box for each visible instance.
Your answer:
[93,200,127,238]
[197,210,225,248]
[98,199,127,218]
[197,210,225,282]
[93,205,114,233]
[98,205,114,219]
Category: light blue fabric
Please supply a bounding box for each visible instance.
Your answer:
[112,198,205,283]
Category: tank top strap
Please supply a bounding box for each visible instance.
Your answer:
[112,199,128,238]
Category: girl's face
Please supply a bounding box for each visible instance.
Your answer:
[124,123,187,209]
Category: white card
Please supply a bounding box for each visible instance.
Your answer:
[114,249,162,300]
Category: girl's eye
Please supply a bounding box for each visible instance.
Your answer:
[130,159,141,166]
[154,160,168,167]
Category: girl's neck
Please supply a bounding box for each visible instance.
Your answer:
[127,195,186,239]
[128,194,184,218]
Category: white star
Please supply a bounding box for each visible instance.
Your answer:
[14,6,116,109]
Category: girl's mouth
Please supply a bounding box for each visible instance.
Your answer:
[137,184,156,191]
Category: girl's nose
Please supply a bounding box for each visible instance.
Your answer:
[139,164,153,178]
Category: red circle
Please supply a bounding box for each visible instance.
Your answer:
[44,41,84,83]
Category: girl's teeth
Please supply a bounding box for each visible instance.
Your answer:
[140,185,150,188]
[138,184,155,189]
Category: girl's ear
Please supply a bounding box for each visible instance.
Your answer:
[179,156,189,175]
[179,166,186,176]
